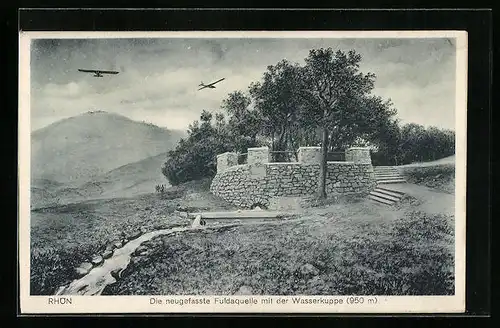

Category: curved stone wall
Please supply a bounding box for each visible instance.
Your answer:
[210,151,376,209]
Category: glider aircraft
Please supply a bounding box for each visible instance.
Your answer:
[198,78,225,90]
[78,69,120,78]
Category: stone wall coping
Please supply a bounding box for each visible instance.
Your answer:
[297,146,321,149]
[327,161,357,164]
[216,152,237,158]
[247,146,270,150]
[226,161,372,166]
[218,164,249,172]
[219,161,373,168]
[264,162,302,166]
[347,147,371,150]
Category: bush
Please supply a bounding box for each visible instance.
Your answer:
[400,164,455,194]
[373,124,455,166]
[162,109,260,186]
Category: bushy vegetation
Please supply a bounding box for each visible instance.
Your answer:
[161,107,255,186]
[400,164,455,194]
[30,179,233,295]
[31,177,454,296]
[371,123,455,166]
[104,205,454,296]
[163,48,454,188]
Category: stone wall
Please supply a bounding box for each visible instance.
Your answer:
[217,152,238,173]
[297,147,322,164]
[247,147,271,165]
[210,146,375,209]
[345,147,372,164]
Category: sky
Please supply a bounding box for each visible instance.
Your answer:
[29,37,457,132]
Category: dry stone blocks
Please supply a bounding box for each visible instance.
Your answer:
[210,146,375,208]
[297,147,322,164]
[345,147,372,164]
[217,152,238,173]
[247,146,270,165]
[210,161,375,209]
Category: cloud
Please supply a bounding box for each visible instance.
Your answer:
[30,37,458,132]
[42,81,85,98]
[374,78,455,130]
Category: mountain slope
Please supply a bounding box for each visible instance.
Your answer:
[75,152,171,201]
[31,111,184,185]
[31,153,171,208]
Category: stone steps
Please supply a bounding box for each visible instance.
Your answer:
[368,194,395,205]
[368,186,406,206]
[376,178,407,184]
[374,186,406,198]
[373,166,406,184]
[374,174,403,179]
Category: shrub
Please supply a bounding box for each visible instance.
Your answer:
[162,109,261,186]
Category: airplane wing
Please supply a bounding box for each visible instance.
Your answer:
[198,85,209,91]
[207,78,225,86]
[78,69,98,73]
[78,69,119,74]
[98,70,120,75]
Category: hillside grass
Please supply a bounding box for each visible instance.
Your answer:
[31,177,454,296]
[103,199,454,296]
[30,178,233,295]
[399,163,455,194]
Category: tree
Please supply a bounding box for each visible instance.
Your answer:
[300,48,377,199]
[249,60,307,161]
[161,48,405,187]
[162,110,235,185]
[221,91,262,153]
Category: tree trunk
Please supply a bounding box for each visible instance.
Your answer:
[276,127,287,162]
[317,125,329,199]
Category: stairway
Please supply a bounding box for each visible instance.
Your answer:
[369,166,407,206]
[373,166,407,184]
[368,186,405,206]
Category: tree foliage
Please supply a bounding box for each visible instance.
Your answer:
[299,48,382,198]
[162,110,234,186]
[249,60,308,161]
[162,47,455,189]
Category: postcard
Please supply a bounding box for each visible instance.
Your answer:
[18,30,467,314]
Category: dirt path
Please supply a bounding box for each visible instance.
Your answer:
[386,183,455,216]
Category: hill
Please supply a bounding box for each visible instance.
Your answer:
[399,155,455,167]
[31,153,171,208]
[398,155,455,194]
[31,111,184,185]
[74,152,171,201]
[31,178,453,296]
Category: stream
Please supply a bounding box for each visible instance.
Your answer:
[54,216,302,296]
[55,226,193,296]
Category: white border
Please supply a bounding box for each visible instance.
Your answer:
[19,30,467,314]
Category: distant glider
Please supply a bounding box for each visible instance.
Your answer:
[78,69,120,78]
[198,78,225,90]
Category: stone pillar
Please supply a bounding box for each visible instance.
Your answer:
[247,146,270,165]
[217,152,238,173]
[345,147,372,164]
[297,146,322,164]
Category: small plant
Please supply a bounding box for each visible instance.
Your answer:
[155,184,167,194]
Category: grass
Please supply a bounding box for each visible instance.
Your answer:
[103,200,454,296]
[31,177,454,296]
[30,178,234,295]
[399,164,455,194]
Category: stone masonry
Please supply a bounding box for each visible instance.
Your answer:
[210,146,376,208]
[217,152,238,172]
[345,147,372,164]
